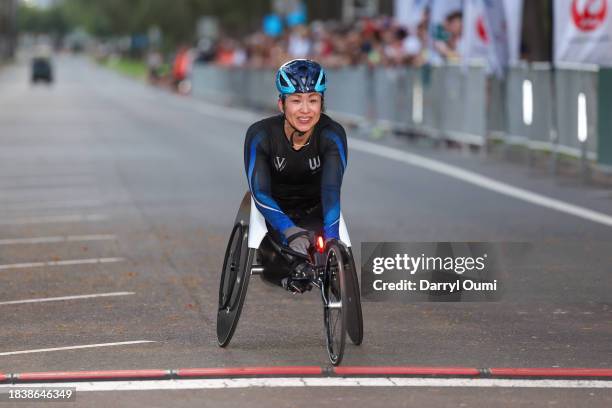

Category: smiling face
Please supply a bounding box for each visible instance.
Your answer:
[278,92,323,134]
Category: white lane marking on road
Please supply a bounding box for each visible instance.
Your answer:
[0,377,610,391]
[0,187,100,200]
[0,292,134,306]
[349,138,612,228]
[0,214,108,225]
[0,341,155,357]
[0,179,96,190]
[0,172,95,180]
[0,234,116,245]
[0,199,104,212]
[0,257,124,271]
[186,98,612,228]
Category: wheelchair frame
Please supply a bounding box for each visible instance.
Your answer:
[217,192,363,365]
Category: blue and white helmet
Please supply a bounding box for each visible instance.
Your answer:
[275,59,326,99]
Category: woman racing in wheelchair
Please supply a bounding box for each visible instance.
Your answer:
[244,59,348,293]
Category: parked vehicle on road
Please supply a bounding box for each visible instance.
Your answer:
[31,57,53,83]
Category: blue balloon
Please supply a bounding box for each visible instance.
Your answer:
[286,4,307,27]
[263,14,283,37]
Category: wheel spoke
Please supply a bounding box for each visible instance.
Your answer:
[331,311,340,338]
[327,301,342,309]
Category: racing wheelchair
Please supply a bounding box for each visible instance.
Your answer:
[217,192,363,365]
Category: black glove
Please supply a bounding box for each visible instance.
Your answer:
[283,226,313,256]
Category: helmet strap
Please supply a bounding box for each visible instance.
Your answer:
[282,113,308,147]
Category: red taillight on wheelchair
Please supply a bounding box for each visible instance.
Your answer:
[316,236,325,253]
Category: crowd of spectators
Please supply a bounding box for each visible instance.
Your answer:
[195,11,463,69]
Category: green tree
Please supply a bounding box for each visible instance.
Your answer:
[20,0,275,49]
[17,2,69,35]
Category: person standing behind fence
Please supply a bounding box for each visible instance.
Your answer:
[288,25,312,58]
[147,49,163,83]
[433,11,463,63]
[402,20,429,67]
[172,46,192,88]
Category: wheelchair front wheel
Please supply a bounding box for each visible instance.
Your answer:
[217,222,252,347]
[322,241,348,366]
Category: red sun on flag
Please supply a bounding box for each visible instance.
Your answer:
[571,0,608,32]
[476,15,489,43]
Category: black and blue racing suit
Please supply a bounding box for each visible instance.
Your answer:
[244,113,348,244]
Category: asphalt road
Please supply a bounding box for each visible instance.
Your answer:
[0,55,611,407]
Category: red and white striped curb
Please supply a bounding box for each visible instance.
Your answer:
[2,366,612,383]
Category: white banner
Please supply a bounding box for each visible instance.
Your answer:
[461,0,489,63]
[503,0,523,64]
[462,0,514,76]
[554,0,612,66]
[483,0,510,76]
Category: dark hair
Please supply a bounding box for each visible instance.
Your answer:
[396,27,408,41]
[446,11,462,23]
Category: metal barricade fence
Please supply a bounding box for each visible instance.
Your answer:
[324,66,370,121]
[404,64,487,145]
[529,64,555,149]
[228,67,248,107]
[503,63,555,150]
[190,63,601,163]
[191,64,232,104]
[553,64,598,160]
[399,67,417,130]
[503,64,524,143]
[462,64,488,145]
[488,63,599,162]
[487,75,507,138]
[436,63,486,145]
[421,65,441,136]
[248,68,277,110]
[373,66,410,130]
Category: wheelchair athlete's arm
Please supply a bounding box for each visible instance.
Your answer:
[320,125,348,241]
[244,126,296,236]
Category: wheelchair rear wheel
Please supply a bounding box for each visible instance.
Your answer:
[345,247,364,346]
[217,222,253,347]
[322,241,348,365]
